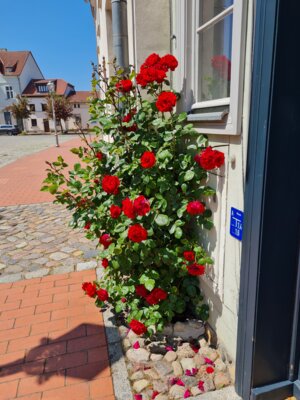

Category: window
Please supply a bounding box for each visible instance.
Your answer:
[5,86,13,99]
[29,104,36,112]
[74,103,81,109]
[31,119,37,127]
[172,0,246,134]
[41,103,47,111]
[37,85,49,93]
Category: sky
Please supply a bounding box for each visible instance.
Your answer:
[0,0,97,90]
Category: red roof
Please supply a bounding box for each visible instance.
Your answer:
[68,91,93,103]
[0,51,30,76]
[22,79,74,97]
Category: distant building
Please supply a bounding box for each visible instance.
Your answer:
[0,50,44,126]
[22,79,91,133]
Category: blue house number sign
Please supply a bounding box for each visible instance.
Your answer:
[230,207,244,240]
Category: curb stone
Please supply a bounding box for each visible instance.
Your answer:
[191,386,242,399]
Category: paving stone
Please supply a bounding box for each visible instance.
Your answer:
[35,257,48,265]
[0,263,6,270]
[24,268,50,279]
[49,252,68,261]
[83,249,99,259]
[51,265,75,275]
[76,260,97,271]
[4,265,23,274]
[15,242,27,249]
[73,250,84,257]
[0,273,22,282]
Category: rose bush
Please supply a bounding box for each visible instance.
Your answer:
[42,53,225,334]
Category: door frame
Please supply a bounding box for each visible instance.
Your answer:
[236,0,300,399]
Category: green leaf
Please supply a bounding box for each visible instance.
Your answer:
[144,279,155,291]
[155,214,170,226]
[178,112,187,122]
[175,227,183,239]
[49,184,58,194]
[70,148,80,154]
[184,170,195,181]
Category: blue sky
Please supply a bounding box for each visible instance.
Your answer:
[0,0,97,90]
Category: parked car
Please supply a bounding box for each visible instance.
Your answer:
[0,125,20,136]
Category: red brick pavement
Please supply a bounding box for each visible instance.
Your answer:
[0,270,115,400]
[0,137,83,207]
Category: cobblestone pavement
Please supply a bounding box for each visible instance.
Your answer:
[0,203,99,283]
[0,134,79,168]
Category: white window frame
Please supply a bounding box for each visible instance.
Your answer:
[172,0,247,135]
[5,86,13,99]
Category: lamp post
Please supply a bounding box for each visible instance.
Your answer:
[47,81,59,147]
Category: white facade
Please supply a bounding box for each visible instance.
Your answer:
[89,0,254,361]
[0,52,43,126]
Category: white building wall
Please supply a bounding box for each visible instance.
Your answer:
[18,54,43,92]
[0,76,21,124]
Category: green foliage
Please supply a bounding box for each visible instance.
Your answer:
[42,59,221,333]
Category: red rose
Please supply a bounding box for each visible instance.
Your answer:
[146,288,167,305]
[122,198,136,219]
[96,152,103,160]
[128,224,148,242]
[140,151,156,168]
[135,284,148,298]
[206,366,215,374]
[160,54,178,71]
[102,175,120,195]
[116,79,133,92]
[211,55,231,81]
[144,53,161,67]
[186,201,205,216]
[126,123,138,132]
[97,288,109,302]
[122,113,132,123]
[84,222,91,230]
[213,150,225,168]
[93,178,100,184]
[102,258,109,268]
[183,251,195,262]
[187,263,205,276]
[195,147,225,170]
[110,205,122,219]
[129,319,147,335]
[99,233,112,249]
[136,72,148,87]
[121,297,127,303]
[82,282,97,297]
[156,91,177,112]
[133,195,150,216]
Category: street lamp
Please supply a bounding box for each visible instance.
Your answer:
[47,81,59,147]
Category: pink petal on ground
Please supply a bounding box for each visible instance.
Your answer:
[151,391,159,399]
[134,395,143,400]
[170,377,178,385]
[184,389,191,398]
[176,379,185,387]
[191,344,199,353]
[204,357,214,365]
[133,341,140,349]
[165,346,173,351]
[198,381,205,391]
[185,369,192,376]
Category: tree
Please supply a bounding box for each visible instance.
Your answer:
[9,95,31,131]
[46,95,73,133]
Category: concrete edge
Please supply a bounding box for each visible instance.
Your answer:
[192,386,242,399]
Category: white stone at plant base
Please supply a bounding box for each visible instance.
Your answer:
[191,386,203,396]
[180,357,196,371]
[122,338,131,351]
[214,372,231,390]
[155,395,168,400]
[172,360,183,377]
[144,368,160,380]
[151,353,163,361]
[153,379,169,393]
[177,342,195,359]
[214,358,227,372]
[126,348,150,363]
[194,353,206,367]
[153,360,173,377]
[199,338,209,347]
[164,350,177,363]
[130,371,144,381]
[169,385,186,399]
[127,329,140,344]
[173,319,205,340]
[133,379,150,392]
[199,346,219,362]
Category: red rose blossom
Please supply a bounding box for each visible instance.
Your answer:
[99,233,112,249]
[102,175,120,195]
[84,222,91,230]
[145,288,167,305]
[129,319,147,335]
[183,251,195,262]
[82,282,97,298]
[122,113,132,123]
[128,224,148,242]
[116,79,133,92]
[140,151,156,168]
[213,149,225,168]
[133,195,150,216]
[144,53,161,67]
[186,201,205,215]
[160,54,178,71]
[187,263,206,276]
[121,297,127,303]
[102,258,109,268]
[96,152,103,160]
[195,147,225,170]
[156,91,177,112]
[122,198,136,219]
[110,205,122,219]
[206,366,215,374]
[97,288,109,302]
[135,284,148,298]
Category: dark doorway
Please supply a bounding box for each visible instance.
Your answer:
[4,111,11,125]
[43,119,50,132]
[236,1,300,399]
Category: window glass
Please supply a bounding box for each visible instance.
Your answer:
[198,13,232,102]
[31,119,37,127]
[200,0,233,25]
